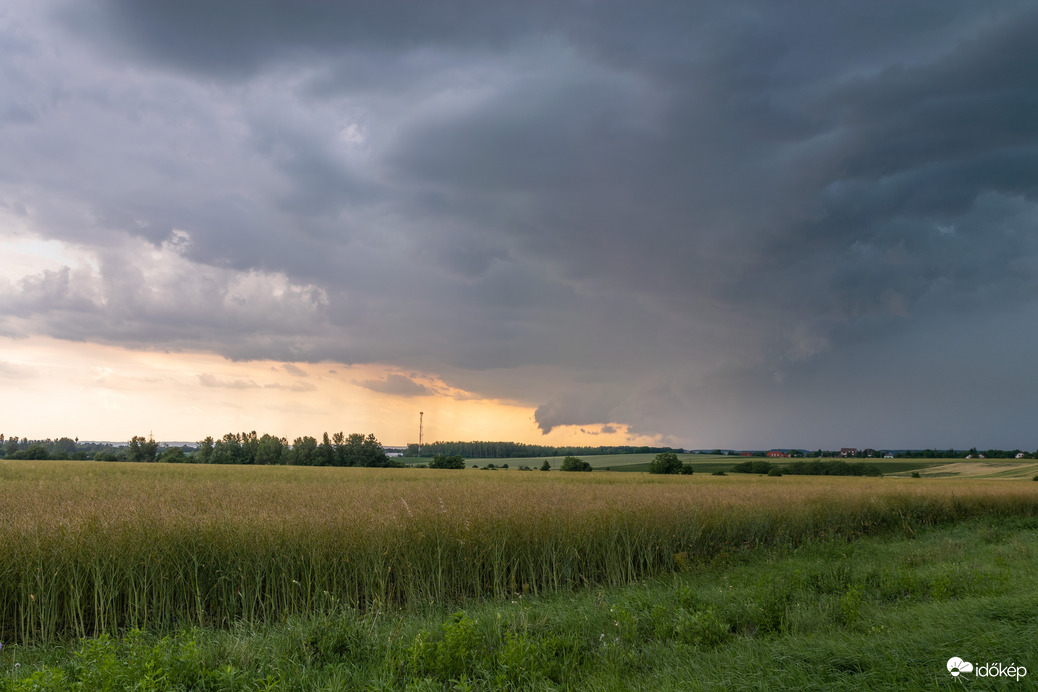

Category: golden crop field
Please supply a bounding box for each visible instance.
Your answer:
[2,460,1037,644]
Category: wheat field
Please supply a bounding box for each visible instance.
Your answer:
[2,460,1037,643]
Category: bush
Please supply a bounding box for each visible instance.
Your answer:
[540,460,551,471]
[731,460,775,475]
[560,456,592,472]
[429,454,466,470]
[767,468,783,477]
[649,452,692,475]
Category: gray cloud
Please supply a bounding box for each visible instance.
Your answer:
[357,374,434,398]
[3,0,1038,447]
[282,363,307,377]
[265,380,317,392]
[0,361,35,379]
[198,373,260,390]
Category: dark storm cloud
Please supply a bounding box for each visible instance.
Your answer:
[4,0,1038,446]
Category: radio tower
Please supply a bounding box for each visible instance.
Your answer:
[418,412,424,455]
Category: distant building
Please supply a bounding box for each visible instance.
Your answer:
[766,451,788,458]
[840,447,857,457]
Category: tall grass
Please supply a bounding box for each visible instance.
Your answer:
[1,460,1037,643]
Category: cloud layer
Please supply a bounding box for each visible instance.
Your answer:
[2,0,1037,447]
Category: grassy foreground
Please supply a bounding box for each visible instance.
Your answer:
[2,461,1038,646]
[1,515,1035,690]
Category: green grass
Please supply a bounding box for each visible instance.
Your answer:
[2,515,1034,690]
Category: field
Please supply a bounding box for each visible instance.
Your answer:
[432,453,1013,476]
[1,459,1037,688]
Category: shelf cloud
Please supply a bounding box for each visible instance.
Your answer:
[2,0,1037,447]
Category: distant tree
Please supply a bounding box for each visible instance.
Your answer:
[159,447,186,463]
[255,434,286,465]
[289,436,318,466]
[319,432,335,466]
[212,433,245,465]
[128,435,159,463]
[429,454,466,469]
[197,436,215,464]
[10,444,49,460]
[332,431,348,466]
[560,456,592,472]
[240,431,259,463]
[649,452,691,475]
[52,437,77,457]
[360,433,390,467]
[540,460,551,471]
[732,460,775,474]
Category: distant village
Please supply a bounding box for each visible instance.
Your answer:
[697,447,1034,459]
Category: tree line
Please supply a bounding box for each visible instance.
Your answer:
[196,431,394,467]
[0,434,121,460]
[731,460,882,477]
[0,431,394,467]
[404,440,683,458]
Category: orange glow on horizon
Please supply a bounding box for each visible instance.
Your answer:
[0,336,657,448]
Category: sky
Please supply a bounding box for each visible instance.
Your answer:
[2,1,1037,450]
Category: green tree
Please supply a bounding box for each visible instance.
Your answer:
[332,432,348,466]
[429,454,466,469]
[256,434,286,465]
[540,460,551,471]
[649,452,691,475]
[560,456,592,472]
[128,435,159,463]
[360,433,390,467]
[212,433,245,465]
[197,436,214,464]
[319,432,335,466]
[289,436,318,466]
[159,447,186,463]
[11,444,49,460]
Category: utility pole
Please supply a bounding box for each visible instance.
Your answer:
[419,412,424,455]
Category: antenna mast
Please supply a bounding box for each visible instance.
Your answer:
[419,412,424,455]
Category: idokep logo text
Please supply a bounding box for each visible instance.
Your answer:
[947,657,1027,681]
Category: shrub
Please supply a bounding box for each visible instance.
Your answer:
[649,452,691,475]
[540,460,551,471]
[429,454,466,470]
[560,456,592,472]
[767,468,783,477]
[731,460,775,475]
